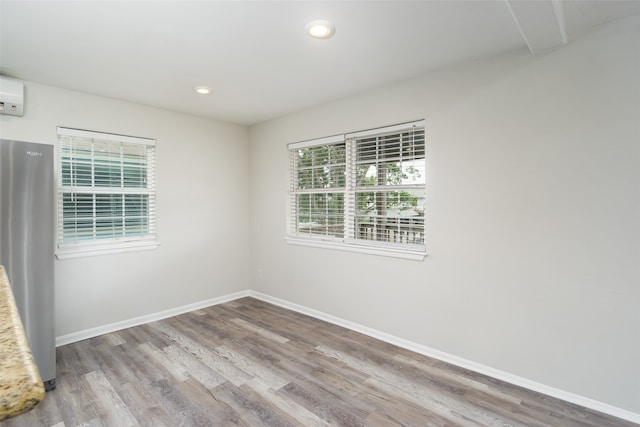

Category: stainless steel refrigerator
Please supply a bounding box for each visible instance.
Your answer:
[0,139,56,390]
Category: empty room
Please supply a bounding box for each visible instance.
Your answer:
[0,1,638,426]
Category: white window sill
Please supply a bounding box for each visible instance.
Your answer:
[56,240,159,259]
[285,236,426,261]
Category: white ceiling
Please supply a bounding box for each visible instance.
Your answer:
[1,0,639,126]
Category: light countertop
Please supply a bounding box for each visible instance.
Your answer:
[0,265,45,421]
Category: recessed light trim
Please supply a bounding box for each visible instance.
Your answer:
[194,86,212,95]
[306,20,335,39]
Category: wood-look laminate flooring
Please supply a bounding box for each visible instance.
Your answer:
[2,297,635,427]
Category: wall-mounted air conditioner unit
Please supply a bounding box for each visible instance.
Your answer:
[0,76,24,117]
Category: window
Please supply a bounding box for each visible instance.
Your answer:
[287,121,426,260]
[56,127,157,258]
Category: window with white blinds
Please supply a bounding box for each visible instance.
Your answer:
[56,127,158,258]
[287,121,426,260]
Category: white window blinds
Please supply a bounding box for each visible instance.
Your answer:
[289,135,346,240]
[347,123,425,250]
[56,127,157,258]
[288,121,426,259]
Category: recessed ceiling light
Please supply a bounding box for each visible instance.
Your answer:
[306,20,335,39]
[194,86,212,95]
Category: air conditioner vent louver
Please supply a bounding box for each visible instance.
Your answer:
[0,76,24,117]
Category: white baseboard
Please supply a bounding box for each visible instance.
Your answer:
[248,290,640,425]
[55,290,250,347]
[55,289,640,424]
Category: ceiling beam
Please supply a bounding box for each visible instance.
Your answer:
[506,0,568,54]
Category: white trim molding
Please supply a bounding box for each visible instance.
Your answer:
[248,290,640,425]
[55,290,250,346]
[56,289,640,424]
[285,236,426,261]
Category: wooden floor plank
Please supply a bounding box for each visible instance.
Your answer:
[2,297,637,427]
[212,382,299,427]
[279,380,369,426]
[83,370,140,427]
[246,379,330,427]
[116,381,175,427]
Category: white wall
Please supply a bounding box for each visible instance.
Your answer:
[249,15,640,414]
[0,83,250,336]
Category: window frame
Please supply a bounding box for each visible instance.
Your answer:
[55,127,158,259]
[286,121,426,261]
